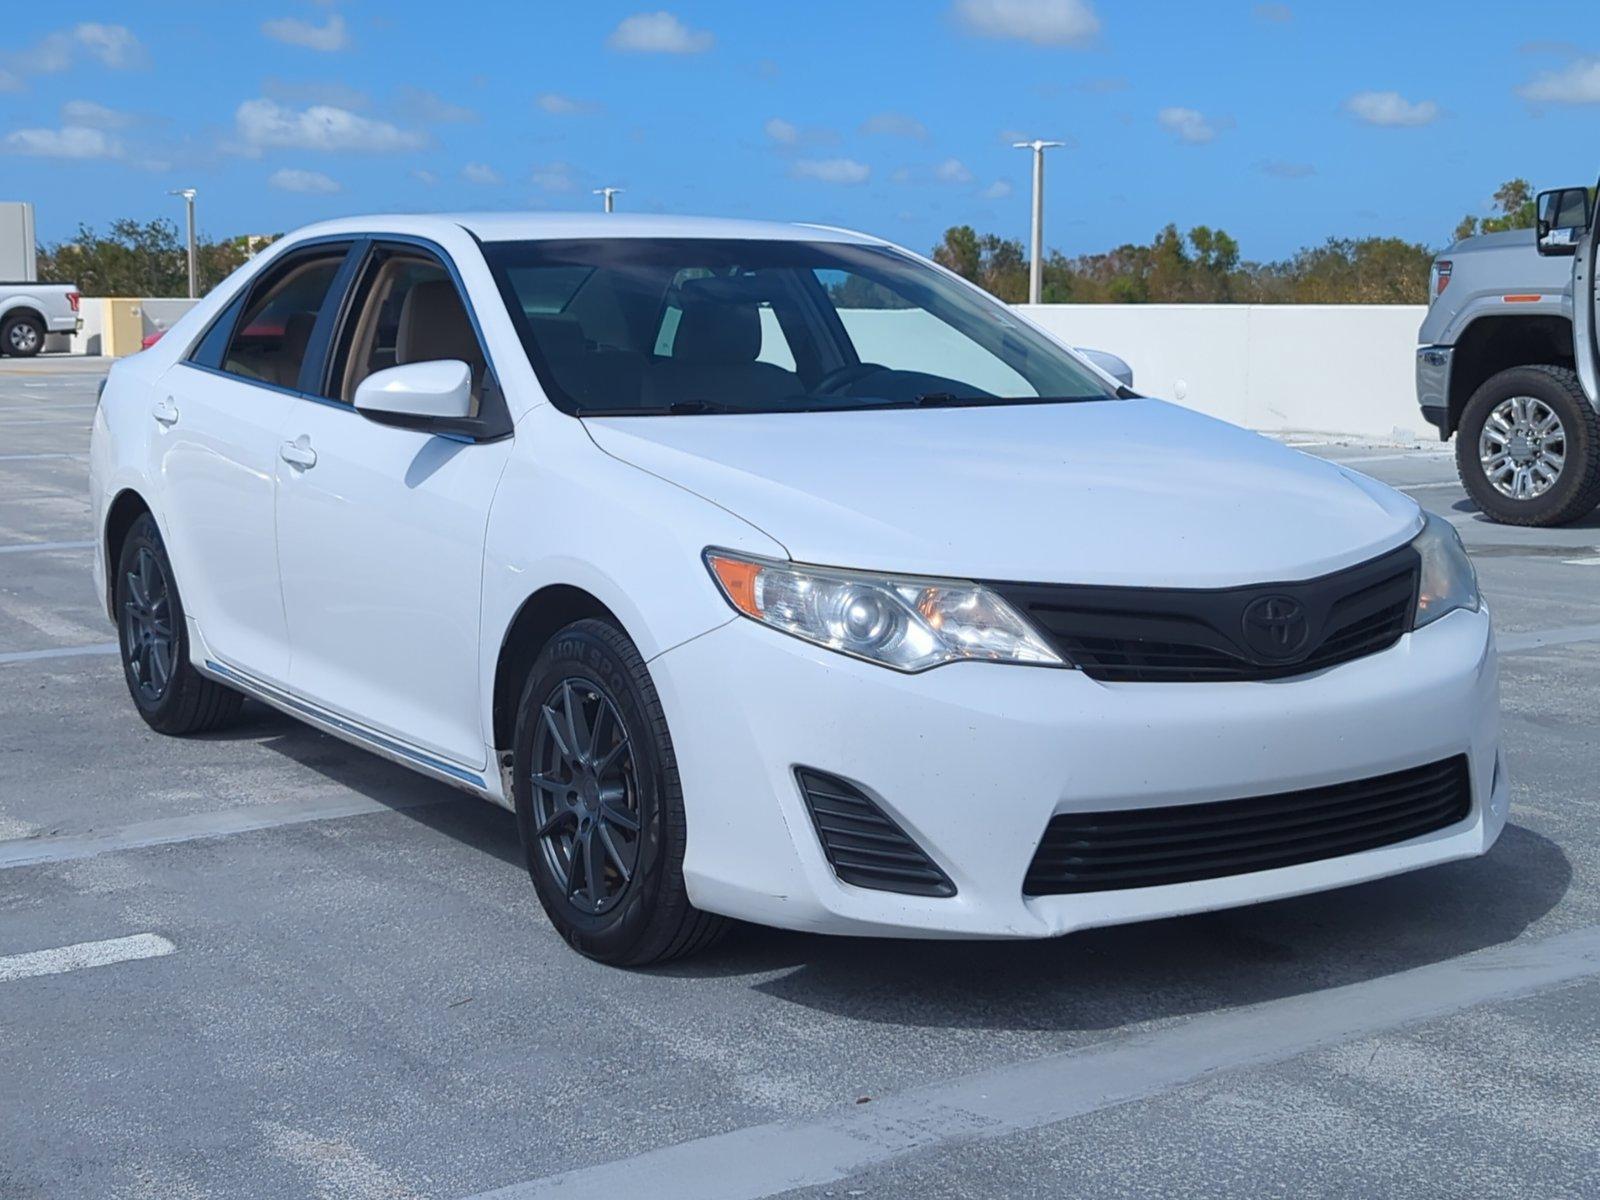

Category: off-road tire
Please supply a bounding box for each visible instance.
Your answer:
[1456,364,1600,527]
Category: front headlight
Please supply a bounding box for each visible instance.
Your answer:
[1410,512,1480,629]
[703,549,1064,672]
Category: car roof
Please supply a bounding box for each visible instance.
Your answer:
[278,211,887,246]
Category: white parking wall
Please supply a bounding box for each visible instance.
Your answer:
[1018,303,1430,441]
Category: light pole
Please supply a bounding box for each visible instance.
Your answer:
[593,187,622,214]
[168,188,197,298]
[1011,140,1064,304]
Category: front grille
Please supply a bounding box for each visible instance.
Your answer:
[796,768,955,897]
[1024,756,1470,896]
[989,544,1419,683]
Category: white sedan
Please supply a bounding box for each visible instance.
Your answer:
[90,213,1505,964]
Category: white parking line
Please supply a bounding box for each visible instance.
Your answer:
[1498,623,1600,653]
[0,933,175,984]
[466,924,1600,1200]
[0,453,83,462]
[0,792,452,870]
[0,643,118,666]
[1328,451,1454,465]
[1392,480,1462,491]
[0,539,94,555]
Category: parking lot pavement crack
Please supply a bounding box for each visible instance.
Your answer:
[461,923,1600,1200]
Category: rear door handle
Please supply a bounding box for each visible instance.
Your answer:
[152,397,179,426]
[279,437,317,470]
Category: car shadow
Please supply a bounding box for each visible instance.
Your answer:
[1452,495,1600,529]
[224,701,1573,1037]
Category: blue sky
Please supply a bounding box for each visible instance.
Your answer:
[3,0,1599,260]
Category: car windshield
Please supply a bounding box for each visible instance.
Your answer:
[482,238,1119,416]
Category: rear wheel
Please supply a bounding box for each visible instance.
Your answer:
[2,313,45,358]
[512,618,728,965]
[114,514,243,735]
[1456,365,1600,526]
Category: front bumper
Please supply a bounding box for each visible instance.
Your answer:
[653,607,1503,939]
[1416,345,1454,440]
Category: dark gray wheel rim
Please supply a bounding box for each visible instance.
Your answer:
[530,679,642,915]
[120,546,176,703]
[8,321,40,353]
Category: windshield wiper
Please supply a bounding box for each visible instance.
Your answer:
[908,392,1114,408]
[573,399,741,417]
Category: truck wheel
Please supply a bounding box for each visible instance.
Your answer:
[1456,365,1600,526]
[2,313,45,358]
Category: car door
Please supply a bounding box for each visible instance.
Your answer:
[153,241,356,686]
[274,239,514,772]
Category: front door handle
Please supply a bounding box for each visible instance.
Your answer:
[279,437,317,470]
[152,397,179,426]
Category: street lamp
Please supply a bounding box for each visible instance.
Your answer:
[593,187,623,214]
[168,188,197,299]
[1011,141,1064,304]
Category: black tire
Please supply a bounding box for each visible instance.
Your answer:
[114,513,243,735]
[512,618,728,966]
[1455,365,1600,527]
[2,312,45,358]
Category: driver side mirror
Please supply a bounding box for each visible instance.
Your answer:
[353,360,473,430]
[1536,186,1591,257]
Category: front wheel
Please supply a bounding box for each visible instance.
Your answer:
[1456,365,1600,526]
[512,618,728,965]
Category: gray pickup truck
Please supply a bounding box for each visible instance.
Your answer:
[1416,186,1600,524]
[0,280,82,358]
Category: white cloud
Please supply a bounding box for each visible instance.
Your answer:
[411,168,439,186]
[537,92,599,116]
[4,125,122,159]
[790,157,870,185]
[1344,90,1439,127]
[531,161,579,192]
[607,11,714,54]
[60,99,135,129]
[763,116,799,144]
[67,23,145,68]
[861,111,928,140]
[461,161,503,185]
[1517,57,1600,104]
[232,98,428,153]
[1260,160,1316,179]
[269,167,341,193]
[935,157,974,183]
[981,179,1013,199]
[953,0,1100,46]
[261,13,349,52]
[1157,106,1218,144]
[396,87,476,123]
[11,23,145,81]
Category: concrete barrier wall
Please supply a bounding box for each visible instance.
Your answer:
[69,297,199,356]
[1018,303,1430,442]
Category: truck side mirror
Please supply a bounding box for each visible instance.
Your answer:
[1536,187,1591,257]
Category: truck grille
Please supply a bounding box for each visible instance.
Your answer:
[1023,756,1471,896]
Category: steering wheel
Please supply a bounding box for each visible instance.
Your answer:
[809,362,886,397]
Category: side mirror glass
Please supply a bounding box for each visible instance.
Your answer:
[1075,347,1134,389]
[1536,187,1591,257]
[353,360,473,427]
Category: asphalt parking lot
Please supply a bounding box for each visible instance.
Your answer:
[2,356,1597,1200]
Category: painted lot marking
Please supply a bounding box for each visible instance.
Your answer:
[0,642,118,666]
[0,453,83,462]
[0,792,451,870]
[0,539,94,555]
[467,924,1600,1200]
[1498,623,1600,654]
[0,933,174,984]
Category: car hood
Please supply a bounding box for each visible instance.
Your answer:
[583,398,1422,588]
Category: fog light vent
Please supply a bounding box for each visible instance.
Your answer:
[795,768,955,898]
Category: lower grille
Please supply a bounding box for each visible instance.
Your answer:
[1024,756,1470,896]
[796,768,955,897]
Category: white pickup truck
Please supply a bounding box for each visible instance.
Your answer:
[0,280,82,358]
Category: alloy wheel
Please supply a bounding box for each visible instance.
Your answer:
[8,322,40,354]
[529,679,643,915]
[121,546,177,703]
[1479,395,1566,501]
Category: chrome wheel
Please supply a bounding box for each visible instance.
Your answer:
[1479,395,1566,501]
[7,320,40,354]
[120,546,177,703]
[529,679,642,915]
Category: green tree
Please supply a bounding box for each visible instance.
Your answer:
[36,219,266,296]
[1453,178,1536,243]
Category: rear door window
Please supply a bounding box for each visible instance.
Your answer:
[218,248,350,391]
